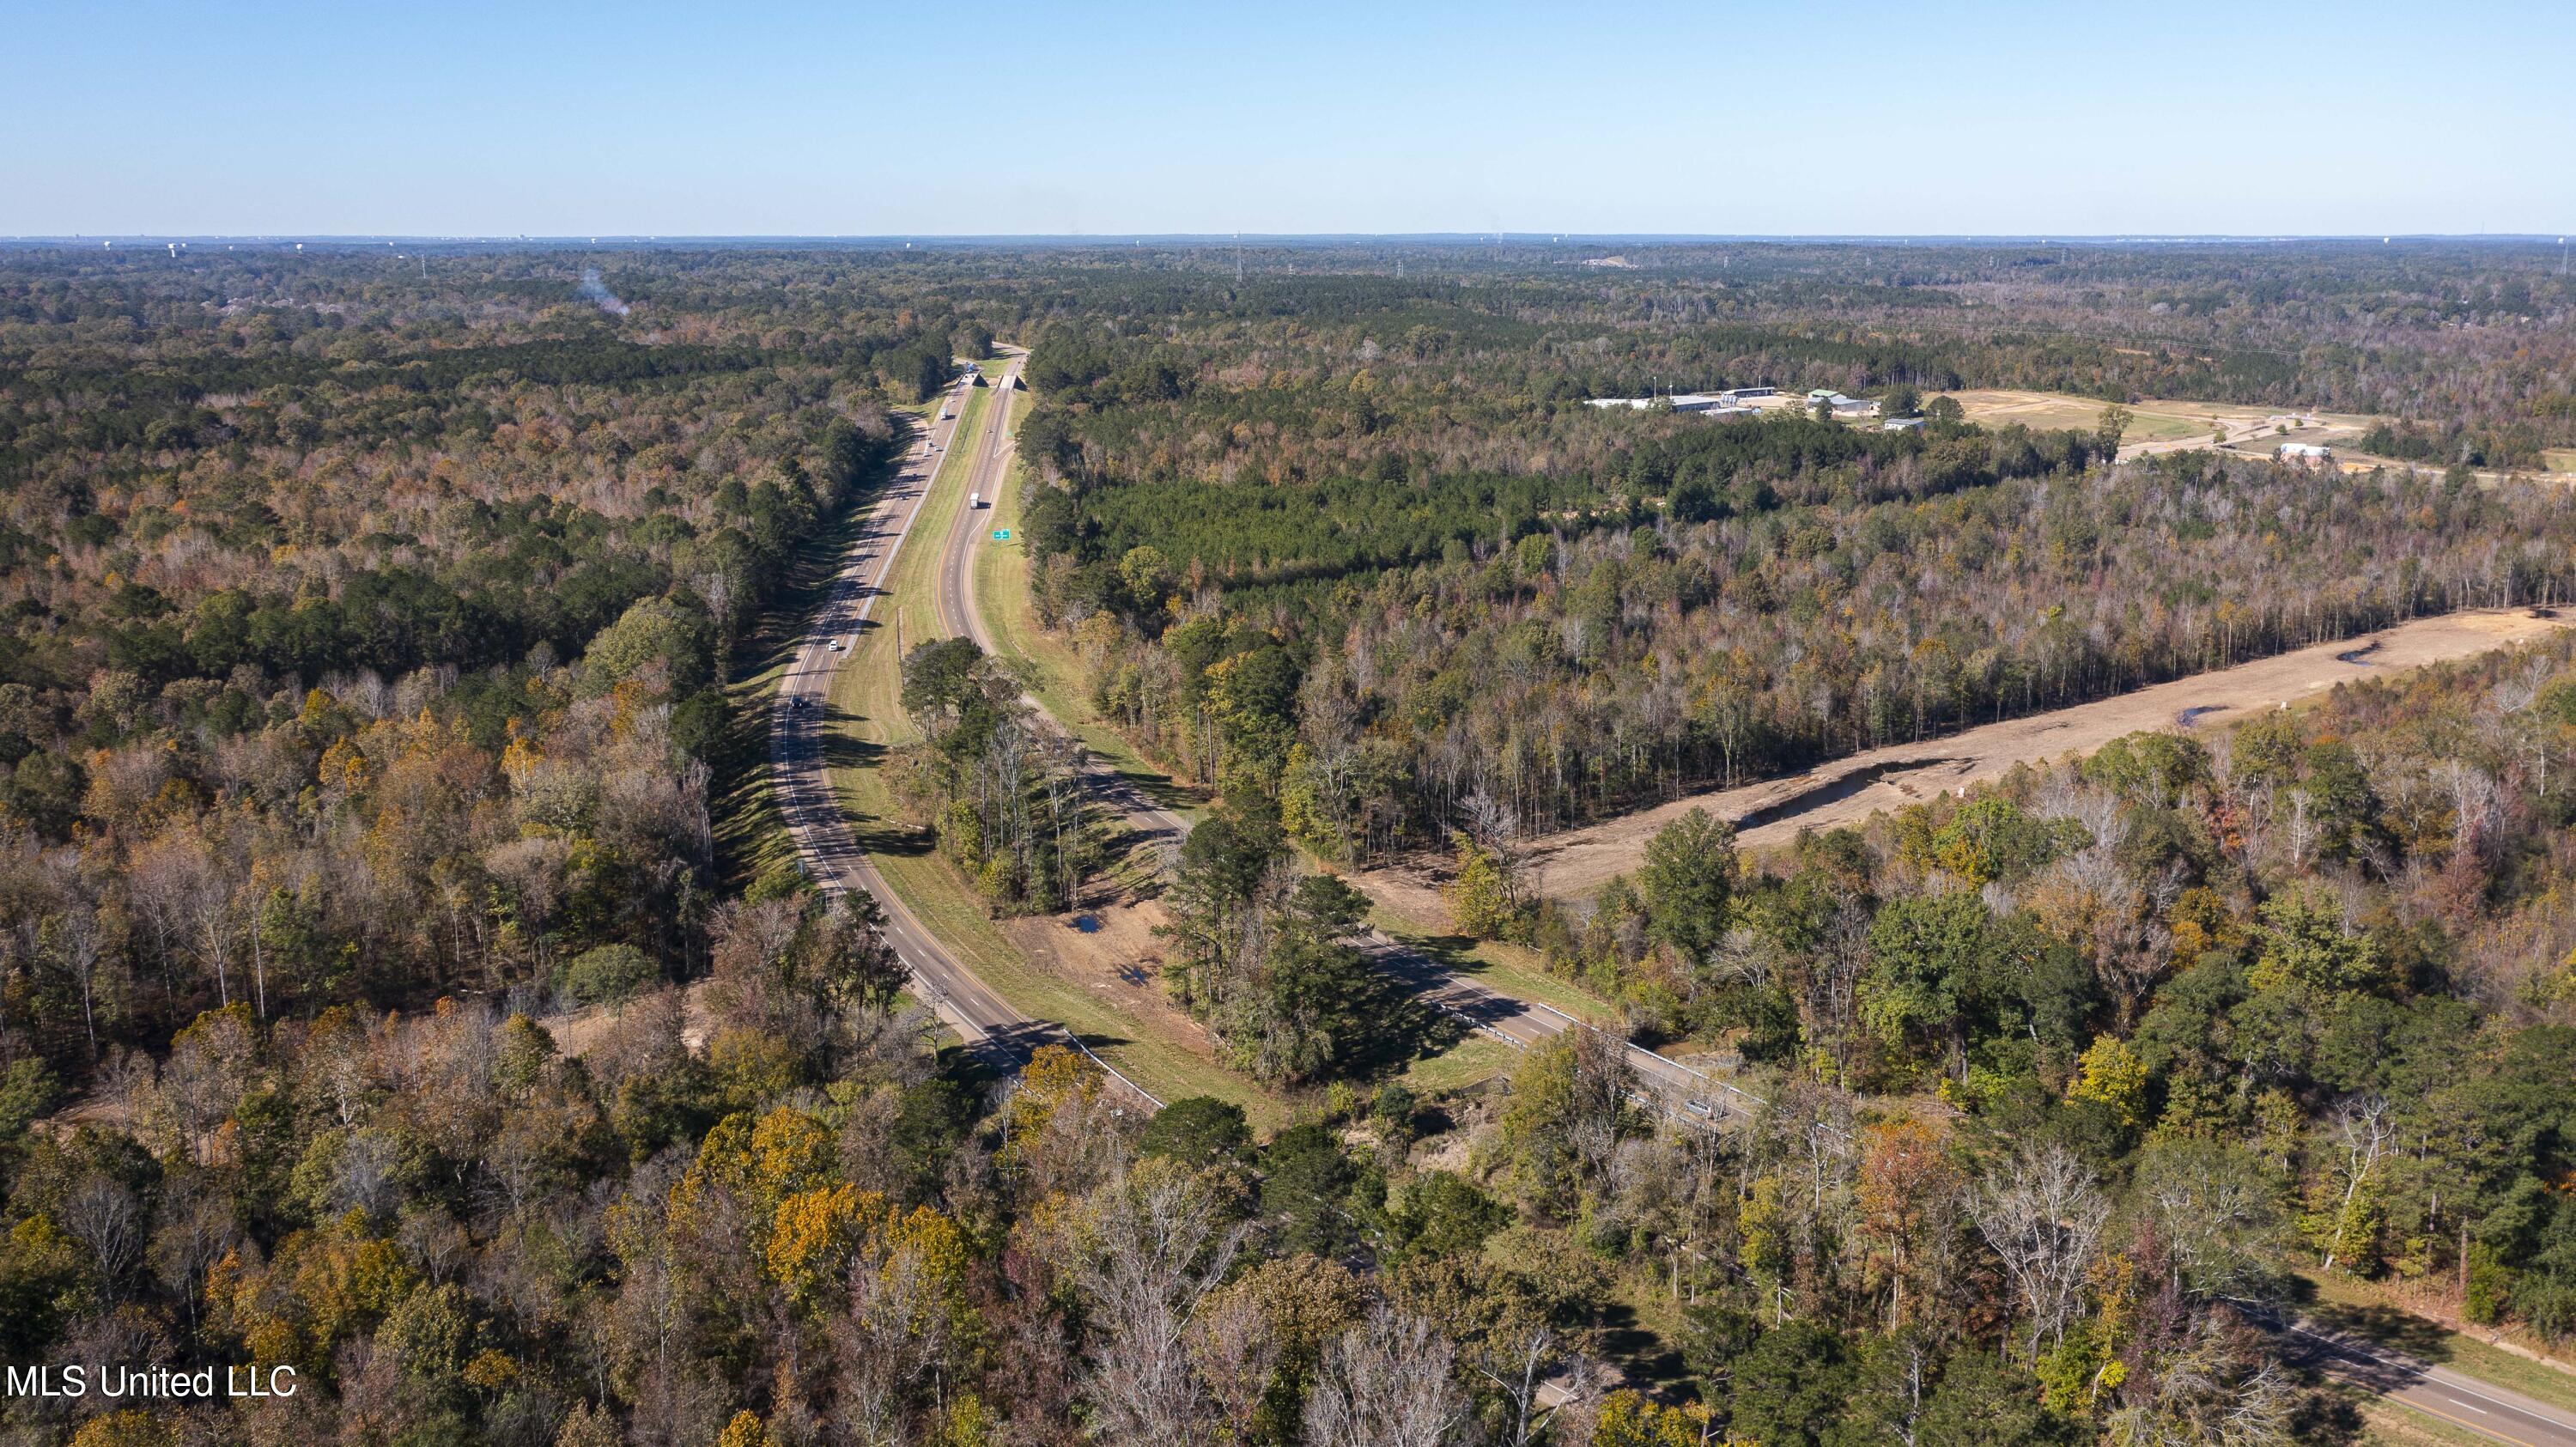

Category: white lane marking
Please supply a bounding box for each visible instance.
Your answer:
[2282,1321,2572,1438]
[2450,1400,2491,1414]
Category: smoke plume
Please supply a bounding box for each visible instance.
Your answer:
[578,268,629,317]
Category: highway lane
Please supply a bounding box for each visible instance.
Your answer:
[931,350,1194,857]
[931,361,2565,1430]
[769,362,1157,1103]
[2263,1313,2576,1447]
[936,359,1752,1128]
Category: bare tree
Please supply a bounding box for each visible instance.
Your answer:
[1972,1143,2107,1361]
[1455,787,1531,913]
[2321,1095,2393,1273]
[1478,1322,1563,1447]
[41,903,110,1058]
[2142,1145,2274,1298]
[59,1176,144,1290]
[2436,759,2501,860]
[126,830,221,1007]
[2481,659,2556,797]
[690,568,738,679]
[2104,1313,2296,1447]
[149,1195,239,1335]
[833,1237,961,1447]
[1075,1162,1247,1446]
[1303,1308,1474,1447]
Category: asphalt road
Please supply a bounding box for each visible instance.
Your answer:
[921,362,2561,1430]
[2269,1315,2576,1447]
[935,358,1749,1128]
[770,363,1148,1097]
[932,350,1195,856]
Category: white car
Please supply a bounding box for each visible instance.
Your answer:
[827,641,844,652]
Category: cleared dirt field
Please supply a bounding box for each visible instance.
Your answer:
[1358,608,2575,915]
[1941,389,2209,441]
[996,900,1200,1059]
[1936,389,2383,457]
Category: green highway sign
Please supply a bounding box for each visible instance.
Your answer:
[991,529,1011,540]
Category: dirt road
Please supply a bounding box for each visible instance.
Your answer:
[1368,608,2573,911]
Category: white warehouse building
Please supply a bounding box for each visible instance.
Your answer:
[1587,385,1780,413]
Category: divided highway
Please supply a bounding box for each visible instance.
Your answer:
[815,365,2576,1446]
[934,358,1751,1128]
[883,356,2576,1438]
[769,363,1157,1104]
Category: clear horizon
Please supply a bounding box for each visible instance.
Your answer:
[5,234,2569,246]
[7,0,2571,237]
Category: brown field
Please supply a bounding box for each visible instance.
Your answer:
[1357,608,2575,914]
[541,980,715,1057]
[997,897,1228,1065]
[1935,389,2383,456]
[1941,389,2208,441]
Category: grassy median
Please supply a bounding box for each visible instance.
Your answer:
[823,392,1279,1123]
[971,450,1212,827]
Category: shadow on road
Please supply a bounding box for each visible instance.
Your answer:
[2279,1277,2470,1373]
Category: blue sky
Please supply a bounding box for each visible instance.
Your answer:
[6,0,2569,237]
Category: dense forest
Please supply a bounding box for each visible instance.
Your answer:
[1012,246,2576,859]
[3,241,2574,1446]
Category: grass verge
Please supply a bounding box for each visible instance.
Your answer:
[1394,1032,1516,1094]
[1364,913,1624,1028]
[971,451,1212,826]
[822,397,1279,1125]
[2330,1385,2504,1447]
[709,438,914,896]
[2291,1268,2576,1417]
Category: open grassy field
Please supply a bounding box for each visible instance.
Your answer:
[2545,448,2576,474]
[1939,389,2211,441]
[822,388,1285,1127]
